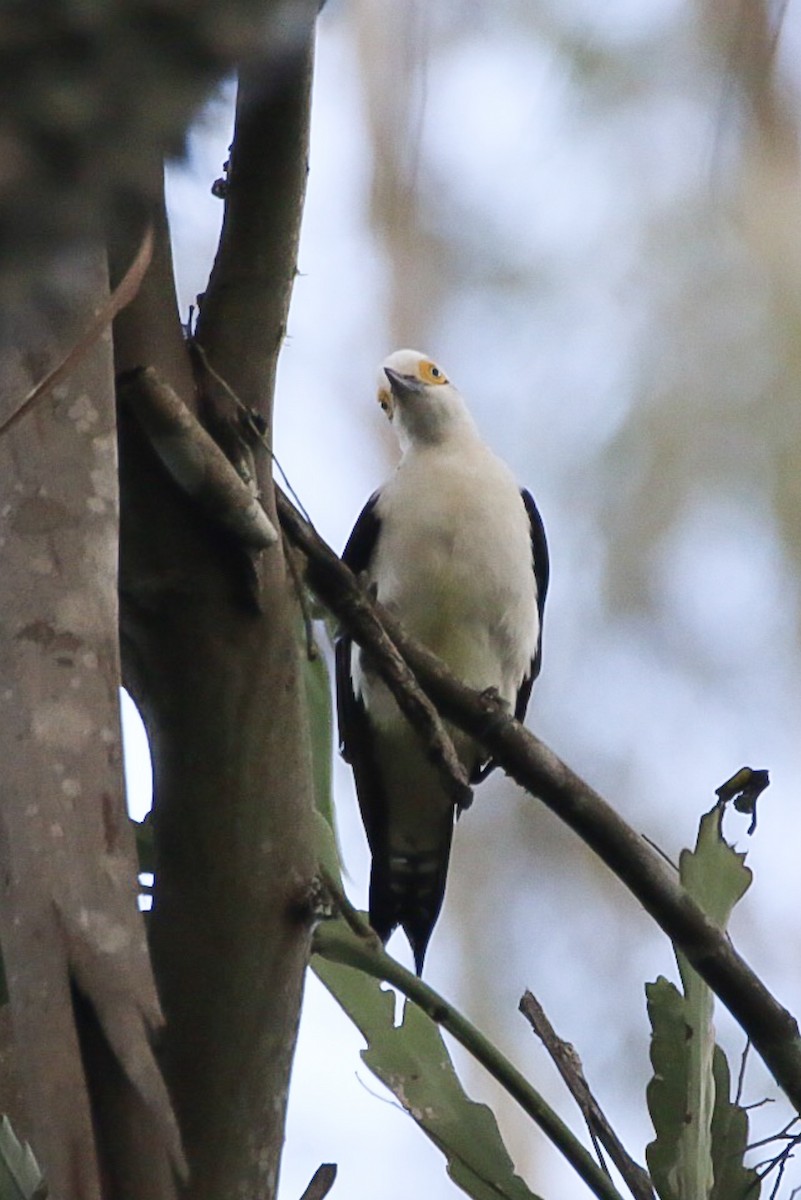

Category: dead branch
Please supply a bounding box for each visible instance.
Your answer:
[519,991,655,1200]
[118,365,278,549]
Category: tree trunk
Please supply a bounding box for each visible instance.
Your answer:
[115,18,318,1198]
[0,250,182,1200]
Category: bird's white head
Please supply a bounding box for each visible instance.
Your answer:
[376,349,476,449]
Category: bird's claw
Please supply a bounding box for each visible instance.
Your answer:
[478,687,513,735]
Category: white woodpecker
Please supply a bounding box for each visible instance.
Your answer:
[336,349,549,973]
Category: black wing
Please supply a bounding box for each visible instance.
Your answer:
[341,489,382,577]
[336,491,453,973]
[515,488,549,719]
[335,492,386,850]
[470,488,548,784]
[336,489,381,766]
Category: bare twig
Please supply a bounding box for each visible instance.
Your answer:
[118,365,278,550]
[748,1117,800,1151]
[519,991,655,1200]
[275,490,801,1116]
[0,225,154,440]
[736,1038,752,1106]
[298,1163,337,1200]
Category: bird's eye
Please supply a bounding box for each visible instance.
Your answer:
[420,360,448,385]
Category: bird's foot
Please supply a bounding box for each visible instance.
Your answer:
[478,687,512,733]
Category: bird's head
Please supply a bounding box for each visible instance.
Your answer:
[376,349,475,448]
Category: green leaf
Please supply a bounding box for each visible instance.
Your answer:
[678,805,752,935]
[0,1116,45,1200]
[300,640,347,891]
[312,951,543,1200]
[302,643,335,831]
[709,1046,759,1200]
[645,977,693,1200]
[646,804,758,1200]
[313,811,344,890]
[675,807,753,1200]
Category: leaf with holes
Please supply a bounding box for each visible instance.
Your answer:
[646,805,757,1200]
[313,950,541,1200]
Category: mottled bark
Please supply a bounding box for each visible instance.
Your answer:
[0,250,182,1200]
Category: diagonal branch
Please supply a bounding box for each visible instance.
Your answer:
[275,490,801,1117]
[276,489,471,805]
[519,990,655,1200]
[114,353,801,1120]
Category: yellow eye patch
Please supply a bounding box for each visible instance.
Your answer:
[419,360,448,385]
[377,386,394,417]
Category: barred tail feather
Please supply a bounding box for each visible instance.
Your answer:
[369,829,453,975]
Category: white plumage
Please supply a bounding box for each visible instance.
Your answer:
[336,349,548,972]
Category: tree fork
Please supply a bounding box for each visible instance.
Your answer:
[114,16,319,1198]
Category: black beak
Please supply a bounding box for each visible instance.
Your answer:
[384,367,423,399]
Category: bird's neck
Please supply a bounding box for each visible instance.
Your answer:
[398,411,481,455]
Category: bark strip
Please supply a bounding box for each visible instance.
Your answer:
[119,366,278,549]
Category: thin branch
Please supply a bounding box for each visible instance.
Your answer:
[194,19,317,424]
[314,870,626,1200]
[736,1038,752,1106]
[748,1117,800,1152]
[519,991,655,1200]
[0,225,153,440]
[118,366,278,549]
[275,491,801,1116]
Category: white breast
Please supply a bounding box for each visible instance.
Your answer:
[357,436,539,724]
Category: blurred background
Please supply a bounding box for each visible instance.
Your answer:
[123,0,801,1195]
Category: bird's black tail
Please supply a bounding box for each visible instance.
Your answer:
[369,825,454,975]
